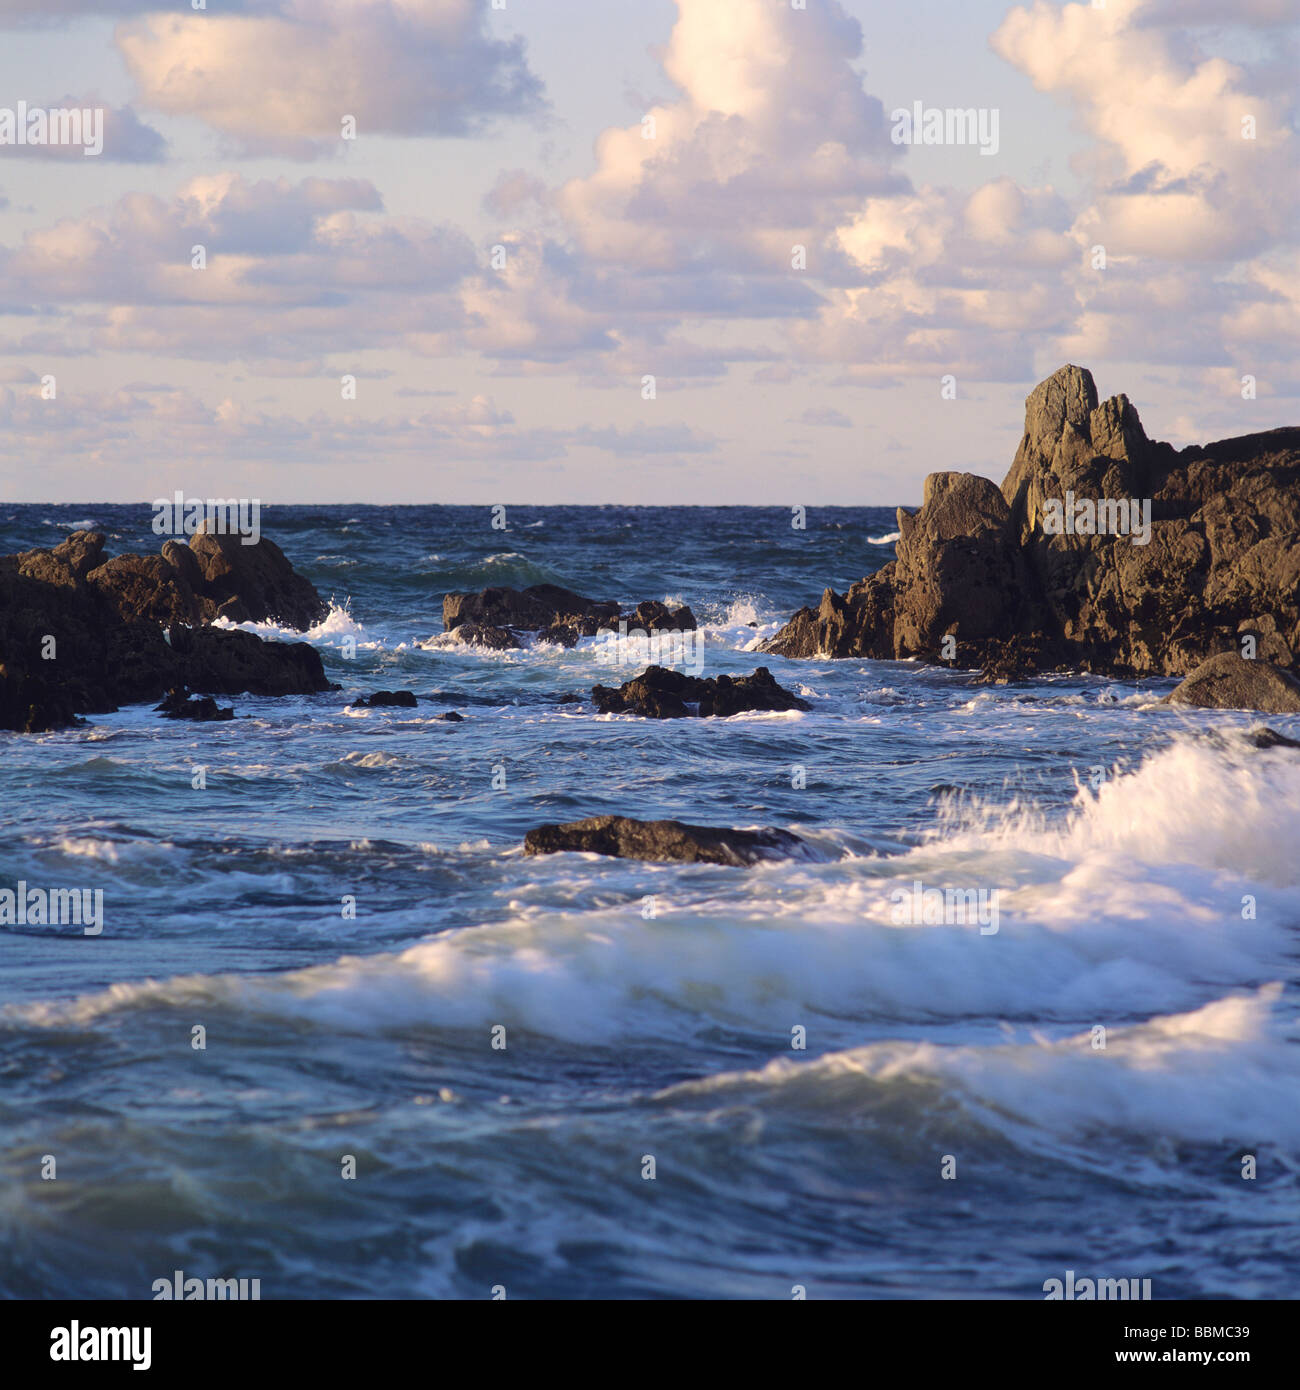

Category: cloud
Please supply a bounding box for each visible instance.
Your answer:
[0,98,167,162]
[556,0,903,274]
[992,0,1298,262]
[114,0,545,156]
[795,407,852,428]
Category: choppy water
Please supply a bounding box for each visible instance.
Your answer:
[2,503,1297,1299]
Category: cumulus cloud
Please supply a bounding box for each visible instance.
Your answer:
[556,0,902,274]
[993,0,1298,263]
[113,0,544,156]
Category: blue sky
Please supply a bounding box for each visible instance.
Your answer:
[0,0,1295,504]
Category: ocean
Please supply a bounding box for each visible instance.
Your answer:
[1,503,1297,1299]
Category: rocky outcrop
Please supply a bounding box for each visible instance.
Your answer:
[765,366,1300,684]
[1163,653,1300,714]
[183,528,328,629]
[0,531,335,733]
[443,584,696,649]
[524,814,809,865]
[591,665,810,718]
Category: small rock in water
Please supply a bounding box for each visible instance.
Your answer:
[154,688,234,722]
[524,814,809,866]
[1163,653,1300,714]
[591,665,810,719]
[438,711,465,722]
[350,689,418,708]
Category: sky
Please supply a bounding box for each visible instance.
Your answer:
[0,0,1295,505]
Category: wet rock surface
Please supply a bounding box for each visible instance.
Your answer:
[524,814,809,865]
[591,665,811,718]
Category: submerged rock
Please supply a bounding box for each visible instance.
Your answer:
[1163,653,1300,713]
[591,665,810,718]
[351,689,418,708]
[765,365,1300,683]
[1245,726,1300,750]
[524,814,808,865]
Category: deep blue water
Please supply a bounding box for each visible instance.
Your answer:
[1,503,1298,1299]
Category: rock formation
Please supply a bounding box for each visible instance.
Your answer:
[765,366,1300,685]
[442,583,696,649]
[1,530,334,732]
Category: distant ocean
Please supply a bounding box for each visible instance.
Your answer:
[2,503,1297,1299]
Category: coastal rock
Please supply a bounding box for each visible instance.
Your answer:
[155,688,234,722]
[443,584,696,647]
[443,584,618,633]
[764,366,1300,681]
[591,665,810,718]
[524,814,808,865]
[0,534,335,732]
[186,527,329,630]
[351,689,418,708]
[449,622,521,650]
[1163,653,1300,714]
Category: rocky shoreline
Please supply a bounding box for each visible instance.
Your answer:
[763,365,1300,699]
[0,527,334,733]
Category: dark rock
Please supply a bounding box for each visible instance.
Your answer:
[764,366,1300,681]
[443,585,696,646]
[624,600,698,633]
[591,665,810,719]
[438,711,465,722]
[1245,726,1300,750]
[154,688,234,722]
[186,526,328,630]
[449,623,521,650]
[1163,653,1300,713]
[523,814,809,866]
[351,689,419,708]
[0,534,335,732]
[443,584,617,633]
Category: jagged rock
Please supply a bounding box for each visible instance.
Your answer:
[765,366,1300,680]
[0,534,335,733]
[592,665,810,719]
[523,814,808,866]
[186,526,328,629]
[155,688,234,722]
[625,600,698,633]
[351,690,418,708]
[1163,653,1300,713]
